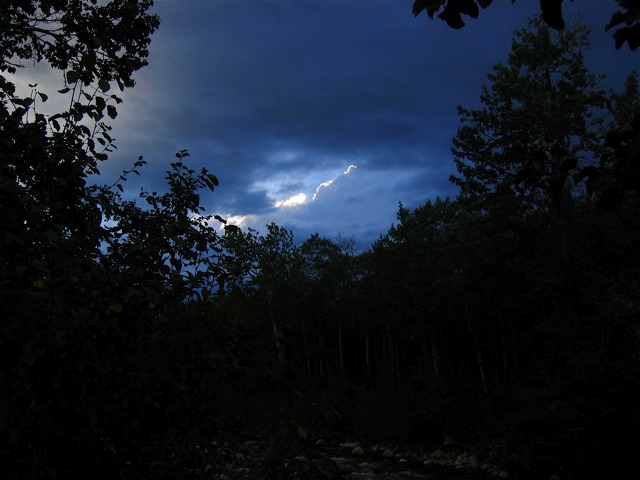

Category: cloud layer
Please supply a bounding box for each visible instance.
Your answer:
[12,1,637,248]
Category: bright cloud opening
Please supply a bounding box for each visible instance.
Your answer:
[312,164,358,201]
[220,214,258,231]
[274,193,307,208]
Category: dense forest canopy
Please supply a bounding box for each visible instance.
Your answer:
[1,1,639,479]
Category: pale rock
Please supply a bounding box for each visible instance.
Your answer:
[340,441,359,450]
[430,449,445,459]
[314,439,330,448]
[443,451,456,460]
[468,455,480,469]
[314,457,341,479]
[351,446,365,456]
[382,448,394,458]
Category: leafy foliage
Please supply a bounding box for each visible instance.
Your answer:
[606,0,640,50]
[413,0,640,51]
[450,18,609,213]
[412,0,491,30]
[0,2,242,478]
[577,73,640,207]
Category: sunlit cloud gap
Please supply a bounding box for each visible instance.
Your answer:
[312,164,358,201]
[225,214,256,229]
[312,180,334,201]
[272,164,358,208]
[274,193,307,208]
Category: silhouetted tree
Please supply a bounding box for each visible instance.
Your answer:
[450,18,609,214]
[577,71,640,206]
[221,223,301,367]
[0,2,244,478]
[412,0,640,51]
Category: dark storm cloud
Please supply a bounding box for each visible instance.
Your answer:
[95,0,638,246]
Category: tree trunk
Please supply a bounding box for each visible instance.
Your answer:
[301,317,311,379]
[430,332,441,376]
[338,318,345,381]
[365,334,370,377]
[268,297,284,367]
[467,316,488,394]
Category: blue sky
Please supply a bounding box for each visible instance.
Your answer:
[28,0,640,249]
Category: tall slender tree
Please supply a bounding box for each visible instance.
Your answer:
[221,223,300,367]
[450,17,609,213]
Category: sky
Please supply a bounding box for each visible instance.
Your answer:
[20,0,640,249]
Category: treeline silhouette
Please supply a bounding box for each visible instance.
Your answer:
[1,3,639,480]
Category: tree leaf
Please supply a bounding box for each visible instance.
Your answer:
[170,257,182,271]
[208,174,219,186]
[439,3,465,29]
[109,303,124,313]
[95,95,106,112]
[613,24,640,50]
[606,11,626,33]
[459,0,479,19]
[66,70,79,83]
[412,0,428,16]
[540,0,564,30]
[107,105,117,119]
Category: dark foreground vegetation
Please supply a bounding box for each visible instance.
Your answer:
[1,1,639,479]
